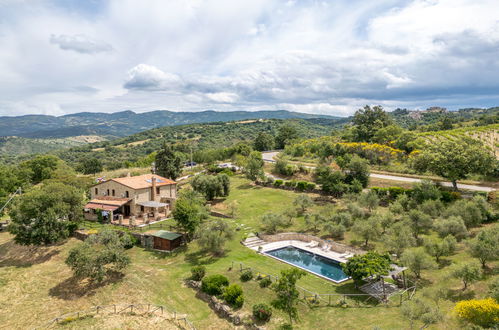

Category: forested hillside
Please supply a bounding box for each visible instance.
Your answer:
[54,118,336,170]
[0,109,338,138]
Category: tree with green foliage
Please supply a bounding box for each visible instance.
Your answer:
[468,226,499,268]
[172,190,207,240]
[350,105,393,142]
[191,173,230,200]
[411,137,496,190]
[20,154,62,184]
[342,252,391,287]
[424,235,457,263]
[77,158,103,175]
[488,277,499,302]
[401,247,436,279]
[385,221,416,258]
[261,213,285,234]
[352,217,382,247]
[343,155,370,188]
[314,166,348,196]
[451,262,482,291]
[405,209,433,241]
[358,190,379,212]
[275,124,299,149]
[323,222,346,239]
[9,182,84,246]
[444,199,485,228]
[196,218,234,255]
[65,230,131,282]
[155,143,183,180]
[410,180,441,204]
[254,132,275,151]
[244,151,264,182]
[304,214,326,233]
[401,298,442,330]
[433,216,468,241]
[271,268,306,324]
[372,124,403,145]
[294,194,313,215]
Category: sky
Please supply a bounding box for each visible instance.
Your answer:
[1,0,499,117]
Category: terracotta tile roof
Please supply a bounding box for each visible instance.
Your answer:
[110,174,176,190]
[88,197,131,206]
[84,203,120,211]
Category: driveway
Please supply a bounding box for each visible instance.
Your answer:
[261,151,495,192]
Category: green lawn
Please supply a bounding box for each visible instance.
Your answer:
[0,175,496,329]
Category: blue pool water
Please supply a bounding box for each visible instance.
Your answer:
[265,246,348,282]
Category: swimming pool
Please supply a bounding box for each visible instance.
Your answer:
[265,246,349,283]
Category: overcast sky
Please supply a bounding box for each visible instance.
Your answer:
[1,0,499,117]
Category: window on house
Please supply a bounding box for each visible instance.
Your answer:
[141,206,144,212]
[112,189,115,196]
[156,187,160,195]
[125,191,129,198]
[107,189,110,195]
[95,188,98,195]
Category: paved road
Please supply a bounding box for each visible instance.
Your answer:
[261,151,495,192]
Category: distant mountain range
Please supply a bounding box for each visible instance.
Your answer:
[0,110,341,139]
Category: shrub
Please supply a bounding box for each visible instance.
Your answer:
[454,298,499,327]
[190,265,206,281]
[259,277,272,288]
[284,180,297,188]
[441,190,461,203]
[306,182,316,191]
[201,274,229,295]
[253,303,272,322]
[223,284,244,308]
[123,233,137,249]
[274,179,284,187]
[240,270,253,282]
[296,181,308,191]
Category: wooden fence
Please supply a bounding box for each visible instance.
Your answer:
[257,232,364,255]
[39,303,195,329]
[237,262,416,308]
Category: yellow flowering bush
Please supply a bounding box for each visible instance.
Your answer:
[454,298,499,327]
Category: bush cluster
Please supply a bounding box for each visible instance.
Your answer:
[240,270,253,282]
[201,274,229,295]
[252,303,272,322]
[190,266,206,281]
[223,284,244,308]
[259,276,272,288]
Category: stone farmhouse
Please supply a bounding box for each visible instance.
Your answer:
[84,173,177,226]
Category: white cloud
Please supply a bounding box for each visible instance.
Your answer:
[1,0,499,116]
[50,34,113,54]
[124,64,182,91]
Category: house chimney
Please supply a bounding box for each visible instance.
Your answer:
[151,175,156,201]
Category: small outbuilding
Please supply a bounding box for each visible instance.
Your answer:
[151,230,183,251]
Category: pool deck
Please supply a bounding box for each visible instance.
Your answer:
[249,239,353,264]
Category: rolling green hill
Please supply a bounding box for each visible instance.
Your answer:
[55,118,336,169]
[0,109,339,139]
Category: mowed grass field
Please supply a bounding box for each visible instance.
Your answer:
[0,175,496,329]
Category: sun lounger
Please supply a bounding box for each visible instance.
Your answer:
[306,241,319,248]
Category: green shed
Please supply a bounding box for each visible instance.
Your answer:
[152,230,183,251]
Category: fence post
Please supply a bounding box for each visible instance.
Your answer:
[130,305,133,313]
[114,304,117,314]
[328,295,331,306]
